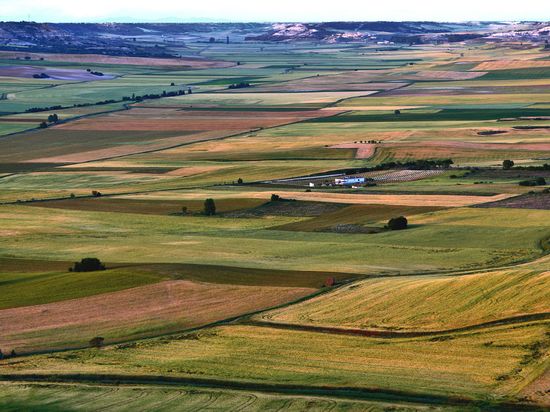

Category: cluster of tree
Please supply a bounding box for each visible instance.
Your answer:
[343,159,454,175]
[503,159,550,172]
[92,190,102,197]
[26,105,63,113]
[514,163,550,171]
[86,69,104,76]
[386,216,408,230]
[354,140,381,144]
[69,257,106,272]
[123,89,188,102]
[32,72,50,79]
[519,177,547,187]
[38,113,60,129]
[228,82,251,89]
[26,88,191,114]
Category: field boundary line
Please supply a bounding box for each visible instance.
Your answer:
[0,373,541,410]
[244,313,550,339]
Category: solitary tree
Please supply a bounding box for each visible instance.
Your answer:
[70,257,106,272]
[39,121,48,128]
[237,178,243,184]
[387,216,408,230]
[502,159,515,170]
[204,198,216,216]
[394,109,401,115]
[47,113,59,123]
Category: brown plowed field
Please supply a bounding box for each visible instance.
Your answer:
[0,280,314,353]
[57,108,328,132]
[22,108,334,163]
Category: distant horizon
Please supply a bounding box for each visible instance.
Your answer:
[2,20,547,24]
[1,0,549,24]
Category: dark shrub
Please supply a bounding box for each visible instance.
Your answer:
[271,194,281,202]
[502,159,514,170]
[39,121,48,128]
[71,258,106,272]
[519,178,546,186]
[237,178,243,184]
[89,337,105,348]
[92,190,102,197]
[387,216,408,230]
[204,198,216,216]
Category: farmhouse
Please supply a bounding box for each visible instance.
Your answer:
[334,177,365,186]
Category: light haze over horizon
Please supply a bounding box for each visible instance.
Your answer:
[1,0,549,23]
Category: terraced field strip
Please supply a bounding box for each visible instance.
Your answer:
[255,268,550,333]
[0,375,538,410]
[247,313,550,339]
[0,280,315,353]
[0,382,424,411]
[2,322,548,403]
[121,190,516,207]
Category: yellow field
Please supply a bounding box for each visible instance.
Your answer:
[259,269,550,331]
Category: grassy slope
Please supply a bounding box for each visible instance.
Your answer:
[1,205,548,274]
[3,322,548,401]
[260,269,550,331]
[0,383,426,411]
[0,267,166,310]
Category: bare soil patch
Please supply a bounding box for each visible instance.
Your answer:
[475,192,550,210]
[225,200,345,218]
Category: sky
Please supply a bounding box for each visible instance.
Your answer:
[0,0,548,23]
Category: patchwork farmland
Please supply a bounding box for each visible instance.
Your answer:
[0,20,549,411]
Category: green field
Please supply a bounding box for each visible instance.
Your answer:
[0,36,549,410]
